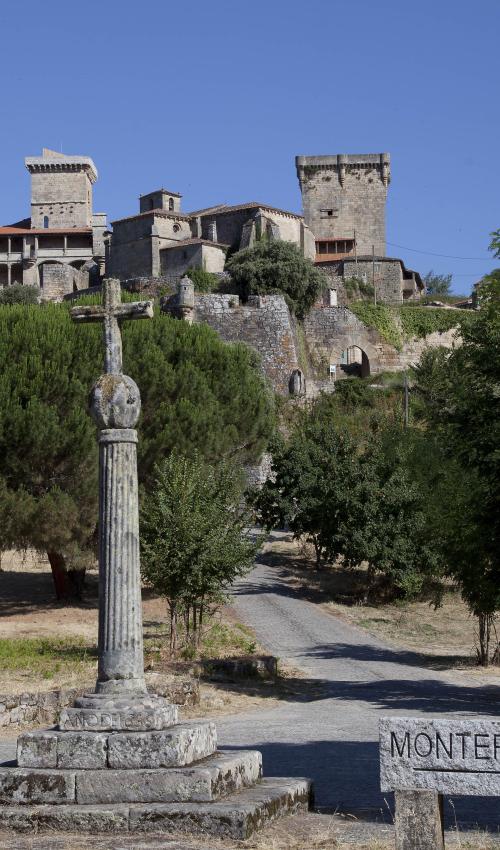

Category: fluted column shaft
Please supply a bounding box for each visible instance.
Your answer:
[96,428,146,694]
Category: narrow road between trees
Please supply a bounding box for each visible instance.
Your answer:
[216,533,500,829]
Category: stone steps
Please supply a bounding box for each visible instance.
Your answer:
[0,750,262,805]
[0,777,311,839]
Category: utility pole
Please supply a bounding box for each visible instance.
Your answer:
[404,372,409,428]
[354,229,357,265]
[372,244,376,306]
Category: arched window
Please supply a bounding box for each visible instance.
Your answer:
[169,197,174,211]
[43,216,49,229]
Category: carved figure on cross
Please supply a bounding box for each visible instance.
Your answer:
[71,278,154,375]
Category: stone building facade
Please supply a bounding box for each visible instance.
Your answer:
[108,194,316,282]
[0,149,106,299]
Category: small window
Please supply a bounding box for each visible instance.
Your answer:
[173,224,180,233]
[169,197,174,211]
[43,216,49,229]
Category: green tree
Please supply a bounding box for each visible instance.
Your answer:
[489,228,500,258]
[423,270,452,297]
[0,303,274,600]
[225,240,327,318]
[141,453,259,655]
[255,398,439,598]
[254,418,360,571]
[413,271,500,663]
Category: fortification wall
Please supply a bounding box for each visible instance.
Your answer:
[193,294,300,395]
[163,290,461,396]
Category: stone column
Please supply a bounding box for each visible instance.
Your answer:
[394,790,445,850]
[96,428,146,695]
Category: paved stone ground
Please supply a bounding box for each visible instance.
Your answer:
[214,541,500,831]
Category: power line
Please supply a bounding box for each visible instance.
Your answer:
[385,239,491,261]
[352,227,492,261]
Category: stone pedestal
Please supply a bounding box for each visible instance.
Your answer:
[394,790,444,850]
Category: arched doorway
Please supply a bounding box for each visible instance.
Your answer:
[339,345,370,378]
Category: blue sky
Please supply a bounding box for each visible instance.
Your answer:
[0,0,497,293]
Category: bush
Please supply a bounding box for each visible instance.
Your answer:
[344,277,374,301]
[225,240,327,318]
[186,268,219,293]
[0,284,40,305]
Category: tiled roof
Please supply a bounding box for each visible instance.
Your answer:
[160,238,229,250]
[189,201,303,220]
[111,209,190,225]
[140,188,182,198]
[0,226,92,235]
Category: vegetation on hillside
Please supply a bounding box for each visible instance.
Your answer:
[423,270,452,296]
[256,258,500,665]
[349,300,477,350]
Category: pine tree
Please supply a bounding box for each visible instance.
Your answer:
[0,304,274,600]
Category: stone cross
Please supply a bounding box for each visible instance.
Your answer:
[71,277,153,374]
[63,279,168,731]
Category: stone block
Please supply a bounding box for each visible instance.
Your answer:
[17,732,58,768]
[0,769,75,805]
[57,731,107,769]
[17,730,107,770]
[75,750,261,804]
[380,716,500,796]
[0,778,311,837]
[107,721,217,769]
[394,790,444,850]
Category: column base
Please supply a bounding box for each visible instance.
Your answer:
[59,693,178,732]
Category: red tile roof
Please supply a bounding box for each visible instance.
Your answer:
[0,226,92,235]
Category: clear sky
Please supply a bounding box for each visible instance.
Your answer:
[0,0,498,293]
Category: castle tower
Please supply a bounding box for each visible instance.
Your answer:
[295,153,390,258]
[25,148,98,229]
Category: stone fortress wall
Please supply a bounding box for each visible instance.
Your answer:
[162,287,461,397]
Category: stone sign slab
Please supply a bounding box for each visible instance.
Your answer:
[380,716,500,797]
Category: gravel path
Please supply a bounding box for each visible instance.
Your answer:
[215,536,500,829]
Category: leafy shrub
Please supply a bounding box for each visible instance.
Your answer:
[344,276,374,300]
[0,284,40,305]
[225,240,327,318]
[186,268,219,293]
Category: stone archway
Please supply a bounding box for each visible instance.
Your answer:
[329,335,380,379]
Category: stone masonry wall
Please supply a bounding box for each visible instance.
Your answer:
[39,262,88,301]
[343,259,403,304]
[193,294,300,395]
[166,290,460,396]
